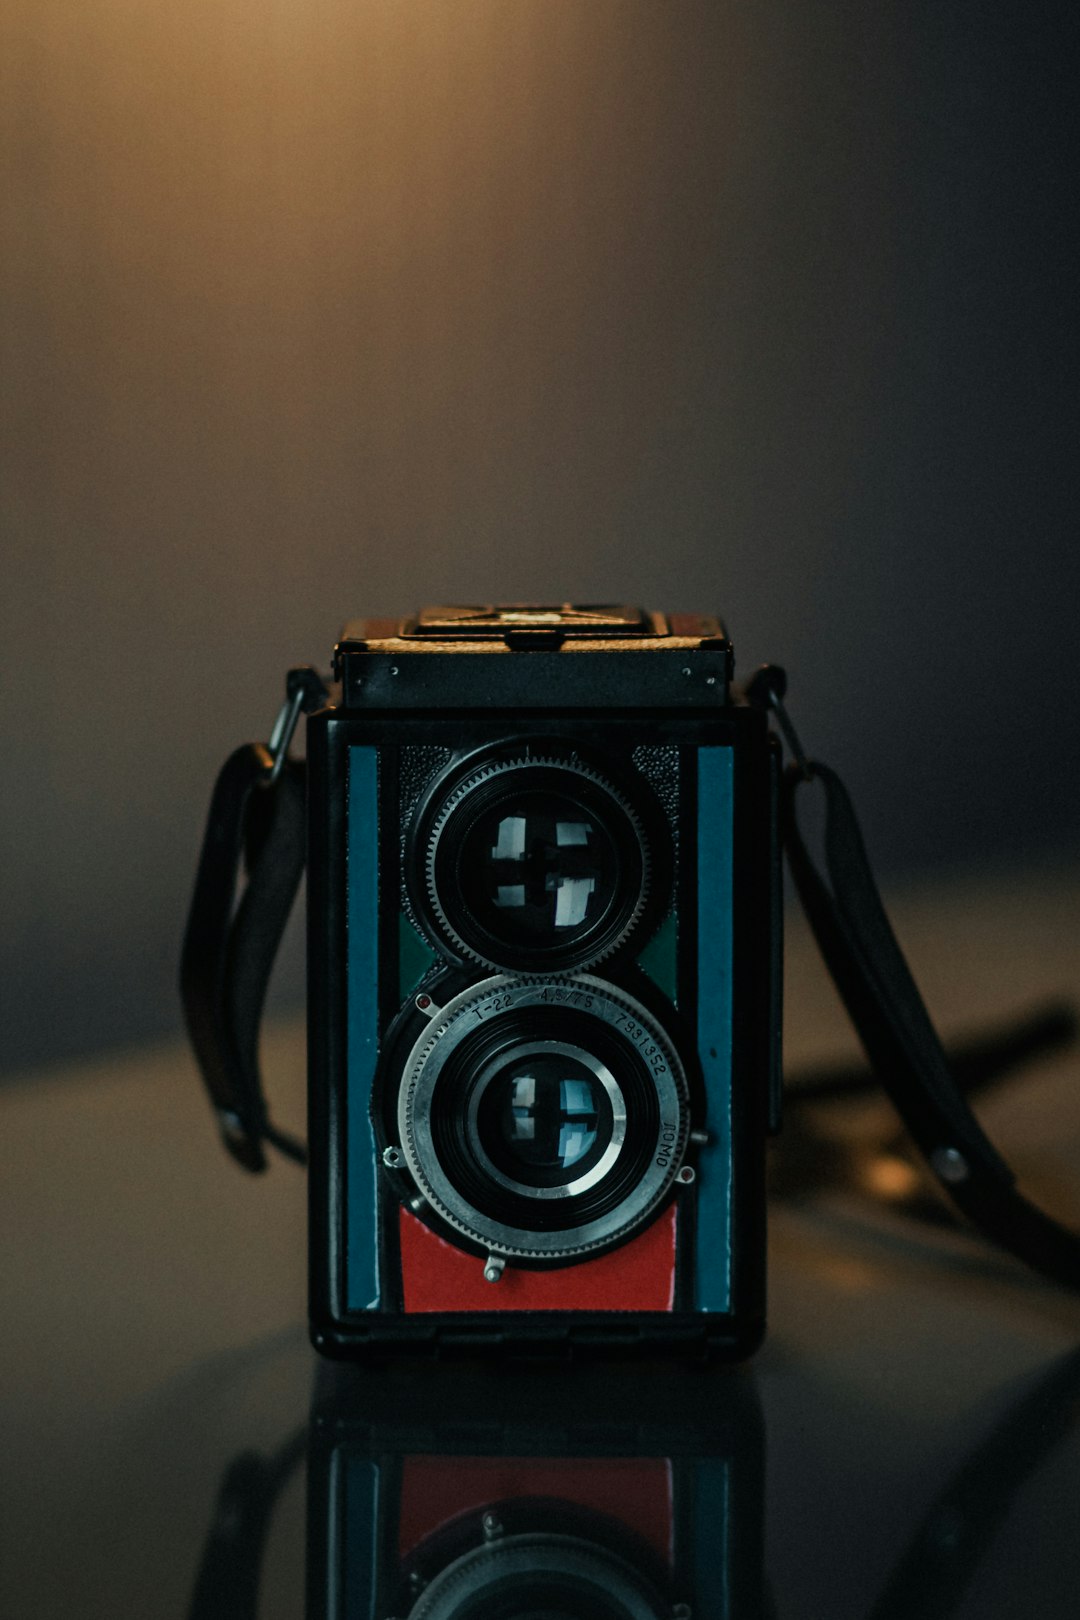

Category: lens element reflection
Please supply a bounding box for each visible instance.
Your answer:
[501,1063,602,1173]
[465,793,616,951]
[476,1047,618,1194]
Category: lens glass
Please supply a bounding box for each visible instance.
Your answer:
[475,1047,619,1193]
[456,789,620,958]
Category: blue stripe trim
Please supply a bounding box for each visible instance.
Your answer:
[694,1458,732,1616]
[694,746,734,1313]
[341,1456,379,1620]
[346,746,380,1312]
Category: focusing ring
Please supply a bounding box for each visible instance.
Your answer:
[396,974,690,1265]
[412,748,670,975]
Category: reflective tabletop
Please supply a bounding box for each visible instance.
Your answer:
[4,859,1080,1618]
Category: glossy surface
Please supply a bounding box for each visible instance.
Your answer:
[3,860,1080,1617]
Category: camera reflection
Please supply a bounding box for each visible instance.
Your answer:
[307,1364,765,1620]
[187,1347,1080,1620]
[189,1363,765,1619]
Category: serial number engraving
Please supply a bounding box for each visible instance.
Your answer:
[617,1015,669,1075]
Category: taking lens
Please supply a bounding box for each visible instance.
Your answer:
[417,752,666,973]
[409,1531,666,1620]
[395,975,690,1265]
[472,1043,624,1195]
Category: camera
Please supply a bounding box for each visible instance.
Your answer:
[185,603,1080,1355]
[301,604,782,1360]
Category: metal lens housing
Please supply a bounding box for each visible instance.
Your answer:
[415,750,667,974]
[408,1532,666,1620]
[397,976,690,1264]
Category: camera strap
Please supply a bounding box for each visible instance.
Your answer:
[180,744,308,1171]
[782,755,1080,1291]
[181,667,328,1170]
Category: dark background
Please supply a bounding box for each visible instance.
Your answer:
[2,0,1077,1075]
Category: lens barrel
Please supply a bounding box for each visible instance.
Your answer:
[412,749,669,974]
[408,1531,665,1620]
[396,975,689,1265]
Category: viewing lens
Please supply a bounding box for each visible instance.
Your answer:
[420,754,663,973]
[458,791,619,957]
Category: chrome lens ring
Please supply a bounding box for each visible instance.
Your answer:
[396,975,689,1263]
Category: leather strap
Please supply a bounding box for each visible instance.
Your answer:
[783,761,1080,1290]
[180,744,307,1171]
[187,1434,306,1620]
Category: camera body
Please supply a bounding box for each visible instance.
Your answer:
[306,605,781,1360]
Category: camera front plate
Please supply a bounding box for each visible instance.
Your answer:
[305,668,779,1357]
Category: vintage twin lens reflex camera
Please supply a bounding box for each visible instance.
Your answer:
[305,605,782,1360]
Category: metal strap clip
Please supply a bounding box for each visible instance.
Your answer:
[744,663,813,780]
[260,666,330,787]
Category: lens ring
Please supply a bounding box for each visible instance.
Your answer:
[416,750,666,974]
[396,975,690,1263]
[408,1532,666,1620]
